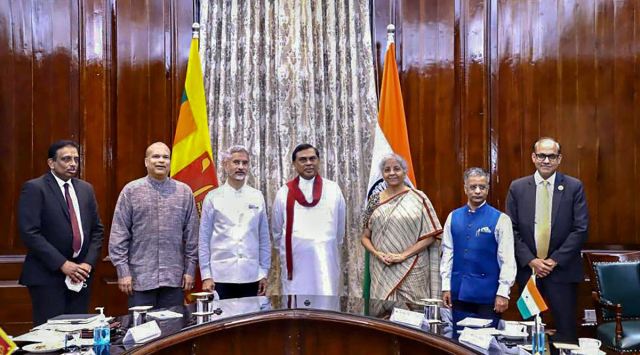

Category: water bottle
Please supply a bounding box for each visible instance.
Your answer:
[531,316,545,355]
[93,307,110,346]
[94,344,110,355]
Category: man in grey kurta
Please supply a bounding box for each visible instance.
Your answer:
[109,142,198,308]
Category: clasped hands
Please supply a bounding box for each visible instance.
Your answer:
[60,260,91,284]
[529,258,557,278]
[375,251,406,265]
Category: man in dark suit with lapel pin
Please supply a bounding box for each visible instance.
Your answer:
[18,140,104,325]
[506,137,589,351]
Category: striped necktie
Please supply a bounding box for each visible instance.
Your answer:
[535,180,551,259]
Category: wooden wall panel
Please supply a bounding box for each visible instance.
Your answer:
[113,0,191,191]
[372,0,461,219]
[0,0,87,333]
[0,0,192,334]
[0,0,82,255]
[492,0,640,246]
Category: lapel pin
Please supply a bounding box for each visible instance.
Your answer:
[558,185,564,191]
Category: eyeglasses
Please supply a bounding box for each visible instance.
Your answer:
[466,184,488,191]
[534,153,560,162]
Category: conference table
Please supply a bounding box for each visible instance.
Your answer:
[111,295,481,354]
[22,295,488,354]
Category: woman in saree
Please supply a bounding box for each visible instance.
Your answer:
[361,154,443,303]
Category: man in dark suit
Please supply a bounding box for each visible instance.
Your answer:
[18,140,104,325]
[506,137,588,350]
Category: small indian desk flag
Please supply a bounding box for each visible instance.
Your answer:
[0,326,17,354]
[517,275,549,319]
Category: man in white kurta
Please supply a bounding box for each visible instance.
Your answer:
[272,144,346,296]
[199,146,271,299]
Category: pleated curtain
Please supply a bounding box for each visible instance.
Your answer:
[199,0,378,297]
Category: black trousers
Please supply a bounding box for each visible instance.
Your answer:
[28,280,92,326]
[536,278,579,349]
[128,287,183,309]
[215,282,259,300]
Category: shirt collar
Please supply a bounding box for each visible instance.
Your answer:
[467,200,487,213]
[51,171,71,188]
[299,175,316,187]
[222,181,246,194]
[146,175,170,187]
[534,171,556,186]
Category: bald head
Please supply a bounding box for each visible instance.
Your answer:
[531,137,562,179]
[532,137,561,155]
[145,142,171,180]
[146,142,170,158]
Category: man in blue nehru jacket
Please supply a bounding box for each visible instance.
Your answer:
[441,167,517,330]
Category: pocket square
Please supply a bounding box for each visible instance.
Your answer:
[476,227,492,236]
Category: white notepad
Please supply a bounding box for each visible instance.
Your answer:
[457,317,492,328]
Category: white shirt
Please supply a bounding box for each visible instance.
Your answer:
[198,183,271,283]
[440,202,517,299]
[51,172,84,258]
[272,176,346,296]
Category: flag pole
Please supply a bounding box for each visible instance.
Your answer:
[192,0,200,24]
[192,22,200,39]
[192,0,200,47]
[386,24,395,49]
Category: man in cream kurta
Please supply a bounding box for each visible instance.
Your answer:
[272,144,346,296]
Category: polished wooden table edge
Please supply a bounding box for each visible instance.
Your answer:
[125,308,479,354]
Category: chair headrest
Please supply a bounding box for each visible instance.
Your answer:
[594,261,640,318]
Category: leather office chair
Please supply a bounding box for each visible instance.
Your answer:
[585,251,640,354]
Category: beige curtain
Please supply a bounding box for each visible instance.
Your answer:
[199,0,378,297]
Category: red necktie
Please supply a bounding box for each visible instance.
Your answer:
[64,183,82,253]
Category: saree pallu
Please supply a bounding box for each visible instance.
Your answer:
[365,189,442,303]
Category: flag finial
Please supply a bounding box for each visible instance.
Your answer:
[386,24,395,47]
[192,22,200,39]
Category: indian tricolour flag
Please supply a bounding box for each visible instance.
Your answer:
[517,275,549,319]
[363,24,416,301]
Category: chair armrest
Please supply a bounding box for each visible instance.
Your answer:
[592,292,624,341]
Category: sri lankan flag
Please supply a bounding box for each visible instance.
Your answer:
[0,326,17,354]
[171,27,218,214]
[363,30,417,303]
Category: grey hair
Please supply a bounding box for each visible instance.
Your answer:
[378,153,408,174]
[463,167,489,183]
[220,145,250,163]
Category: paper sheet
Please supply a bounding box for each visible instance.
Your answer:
[459,328,493,350]
[147,310,183,320]
[32,317,114,332]
[457,317,492,328]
